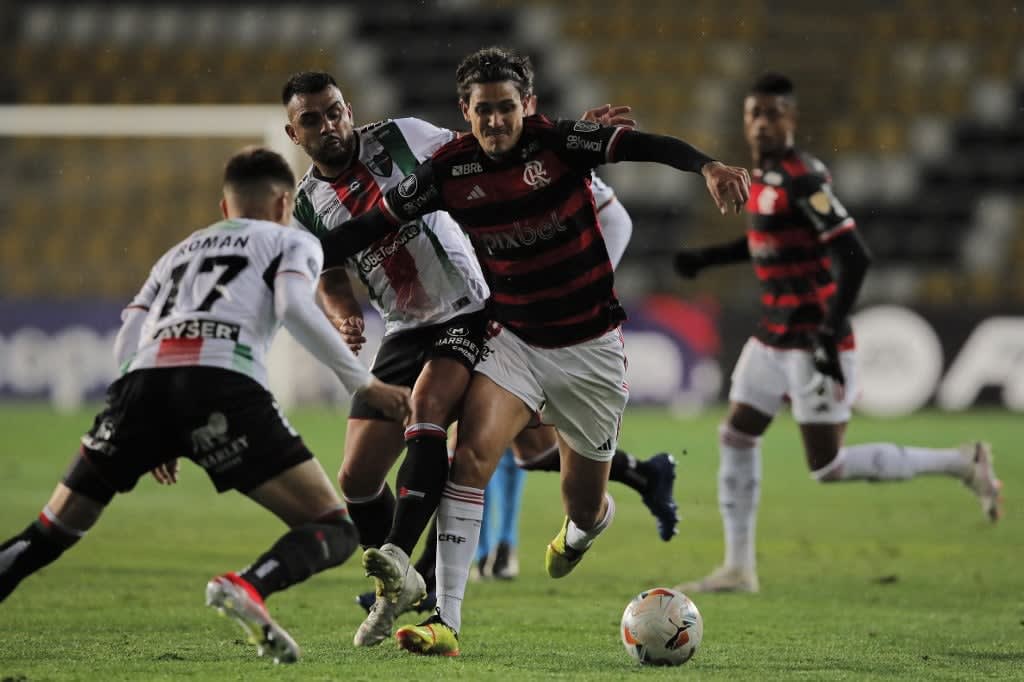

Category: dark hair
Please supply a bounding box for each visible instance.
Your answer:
[224,146,295,190]
[281,71,339,106]
[455,46,534,101]
[749,72,795,98]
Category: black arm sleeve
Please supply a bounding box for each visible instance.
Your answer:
[699,236,750,267]
[612,129,716,174]
[320,206,400,271]
[821,229,872,331]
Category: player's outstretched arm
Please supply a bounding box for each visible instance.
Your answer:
[613,130,750,214]
[320,206,402,271]
[812,230,873,384]
[673,237,751,279]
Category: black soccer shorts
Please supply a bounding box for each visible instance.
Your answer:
[77,366,312,494]
[348,308,488,421]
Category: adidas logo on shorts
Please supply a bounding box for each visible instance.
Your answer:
[597,438,614,452]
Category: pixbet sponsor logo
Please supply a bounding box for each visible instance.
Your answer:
[479,211,567,251]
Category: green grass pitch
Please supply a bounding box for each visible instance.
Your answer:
[1,404,1021,680]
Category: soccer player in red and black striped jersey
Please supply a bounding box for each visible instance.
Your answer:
[671,73,1002,595]
[321,46,749,655]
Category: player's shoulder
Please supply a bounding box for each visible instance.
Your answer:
[781,149,830,180]
[782,149,832,193]
[525,113,556,131]
[431,130,479,163]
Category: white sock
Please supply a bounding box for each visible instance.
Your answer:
[564,494,615,551]
[815,443,969,482]
[718,423,761,572]
[435,481,484,634]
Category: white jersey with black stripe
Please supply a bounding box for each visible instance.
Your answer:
[122,219,321,389]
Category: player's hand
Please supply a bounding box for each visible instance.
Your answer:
[701,161,751,215]
[332,315,366,354]
[672,249,707,279]
[811,326,845,386]
[580,104,637,129]
[151,458,180,485]
[359,378,412,425]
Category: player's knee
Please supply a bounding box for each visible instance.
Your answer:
[810,448,844,483]
[451,444,492,488]
[410,392,450,425]
[315,509,360,566]
[62,453,116,506]
[338,468,381,502]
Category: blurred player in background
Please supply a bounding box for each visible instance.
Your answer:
[672,73,1002,594]
[320,46,749,656]
[0,147,412,664]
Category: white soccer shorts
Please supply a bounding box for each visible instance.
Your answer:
[475,326,629,461]
[728,336,858,424]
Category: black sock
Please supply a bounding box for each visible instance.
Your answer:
[413,516,438,592]
[0,515,82,603]
[609,449,649,493]
[385,424,448,556]
[240,510,358,600]
[346,483,395,549]
[517,445,560,472]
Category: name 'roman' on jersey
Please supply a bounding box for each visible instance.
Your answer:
[291,118,489,335]
[381,115,629,348]
[122,218,323,389]
[746,149,857,350]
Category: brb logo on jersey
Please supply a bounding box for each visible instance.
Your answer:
[451,162,483,177]
[523,159,551,188]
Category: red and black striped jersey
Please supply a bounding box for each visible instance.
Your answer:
[379,114,630,348]
[746,148,857,350]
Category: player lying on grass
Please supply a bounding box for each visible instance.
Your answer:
[0,147,412,664]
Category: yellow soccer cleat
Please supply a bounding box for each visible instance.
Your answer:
[545,516,587,579]
[395,613,460,657]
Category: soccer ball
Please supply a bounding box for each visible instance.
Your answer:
[620,587,703,666]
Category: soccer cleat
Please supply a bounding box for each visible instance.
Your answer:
[395,611,460,656]
[674,565,759,594]
[491,542,519,580]
[354,544,427,647]
[640,453,680,541]
[205,572,300,664]
[545,517,587,578]
[356,590,436,615]
[961,441,1002,522]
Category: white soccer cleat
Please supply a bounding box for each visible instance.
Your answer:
[205,572,300,664]
[674,565,759,594]
[961,441,1002,522]
[354,544,427,647]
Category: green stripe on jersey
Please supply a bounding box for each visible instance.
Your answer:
[375,122,420,174]
[421,220,462,289]
[233,343,254,374]
[294,188,330,239]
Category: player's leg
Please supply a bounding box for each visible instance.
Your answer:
[514,415,679,541]
[798,352,1001,520]
[0,459,114,602]
[676,338,783,594]
[545,432,615,578]
[2,371,166,602]
[339,418,404,549]
[342,328,431,555]
[492,450,524,579]
[473,469,498,579]
[359,312,484,646]
[205,457,358,664]
[532,329,629,579]
[396,372,534,655]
